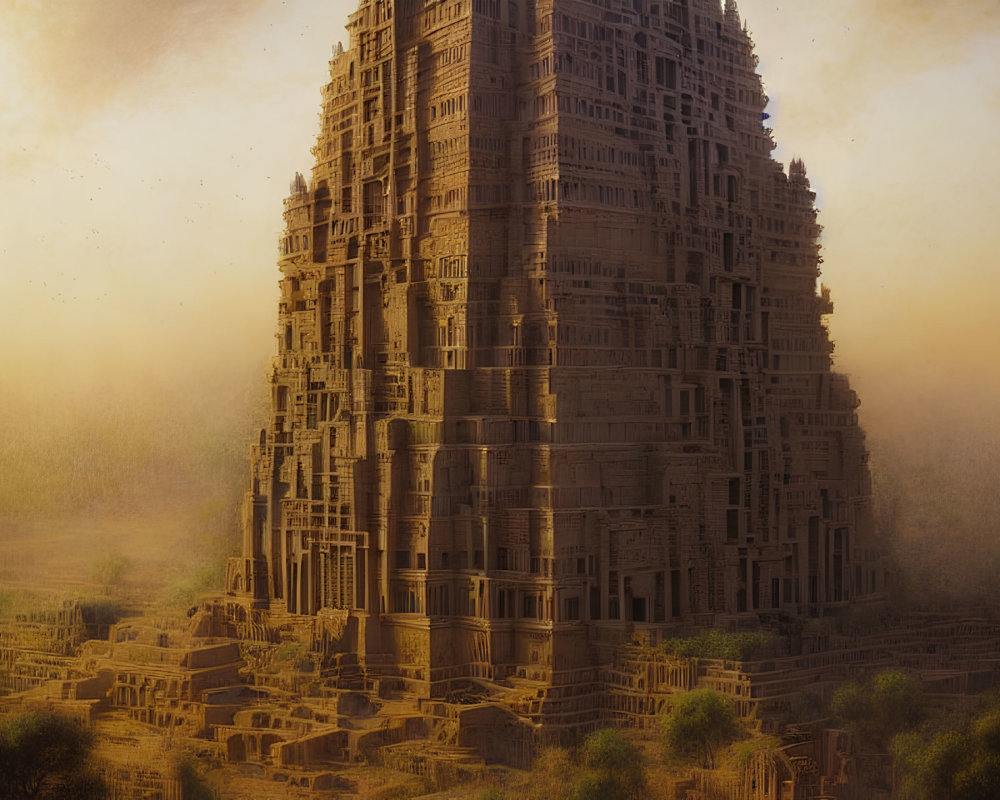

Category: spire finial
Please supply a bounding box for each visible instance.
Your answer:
[725,0,740,25]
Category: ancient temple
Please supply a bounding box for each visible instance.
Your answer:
[228,0,882,705]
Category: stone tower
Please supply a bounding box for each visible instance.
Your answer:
[228,0,882,707]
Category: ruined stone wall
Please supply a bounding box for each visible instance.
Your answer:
[231,0,882,713]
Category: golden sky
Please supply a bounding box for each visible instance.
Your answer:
[741,0,1000,440]
[1,0,998,514]
[1,0,349,402]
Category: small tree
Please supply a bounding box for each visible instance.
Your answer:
[871,670,924,734]
[661,688,739,769]
[573,729,645,800]
[829,680,868,726]
[0,712,107,800]
[893,709,1000,800]
[892,730,962,800]
[832,669,923,750]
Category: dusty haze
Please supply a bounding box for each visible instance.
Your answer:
[1,0,998,606]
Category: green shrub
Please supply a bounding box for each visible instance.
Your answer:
[0,711,107,799]
[661,689,739,769]
[732,735,782,770]
[892,707,1000,800]
[164,563,224,607]
[573,729,645,800]
[662,629,773,661]
[832,669,924,749]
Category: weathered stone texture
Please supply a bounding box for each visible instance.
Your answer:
[229,0,883,713]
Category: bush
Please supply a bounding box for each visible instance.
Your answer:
[574,729,645,800]
[525,746,574,800]
[732,735,782,770]
[832,669,924,749]
[0,711,107,800]
[662,629,773,661]
[526,733,645,800]
[893,707,1000,800]
[661,689,739,769]
[164,563,224,607]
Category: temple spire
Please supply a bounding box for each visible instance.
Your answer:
[725,0,741,26]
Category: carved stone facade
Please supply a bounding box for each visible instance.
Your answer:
[230,0,882,708]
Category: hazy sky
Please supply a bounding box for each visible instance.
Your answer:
[740,0,1000,445]
[1,0,998,490]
